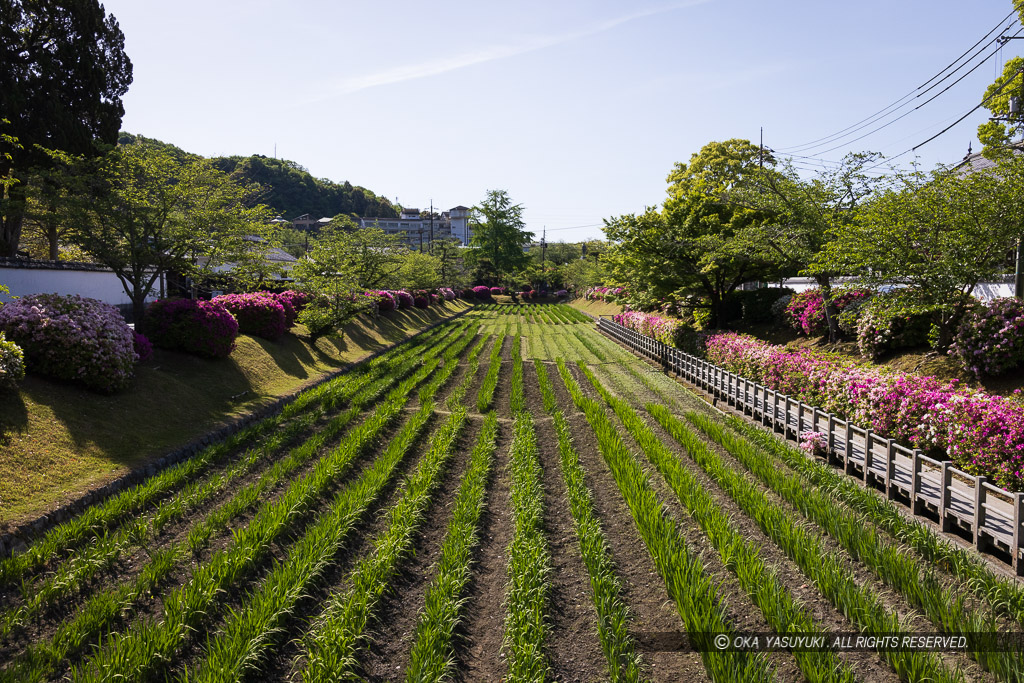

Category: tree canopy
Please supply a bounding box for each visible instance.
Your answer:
[467,190,534,286]
[604,139,781,325]
[0,0,133,256]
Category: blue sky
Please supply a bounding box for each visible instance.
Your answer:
[104,0,1023,241]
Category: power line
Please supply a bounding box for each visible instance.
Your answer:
[778,8,1021,155]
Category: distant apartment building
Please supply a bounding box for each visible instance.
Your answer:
[358,206,473,248]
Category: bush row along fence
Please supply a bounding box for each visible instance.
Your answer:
[596,315,1024,576]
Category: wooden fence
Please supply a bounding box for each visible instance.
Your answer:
[596,316,1024,575]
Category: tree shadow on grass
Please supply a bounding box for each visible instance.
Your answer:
[0,389,28,446]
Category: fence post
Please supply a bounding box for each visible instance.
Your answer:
[1014,493,1024,577]
[827,414,836,461]
[974,477,988,552]
[911,451,923,515]
[844,425,853,475]
[884,439,896,500]
[940,462,954,533]
[863,431,873,483]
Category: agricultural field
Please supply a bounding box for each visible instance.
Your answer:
[1,303,1023,682]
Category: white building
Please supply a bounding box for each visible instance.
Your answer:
[358,205,473,248]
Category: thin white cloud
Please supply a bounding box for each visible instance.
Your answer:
[311,1,709,100]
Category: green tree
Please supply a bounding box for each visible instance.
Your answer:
[734,152,881,340]
[391,251,442,290]
[432,237,470,288]
[467,190,534,286]
[604,139,780,325]
[814,158,1024,348]
[66,142,273,322]
[0,0,133,256]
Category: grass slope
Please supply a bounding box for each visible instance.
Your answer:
[567,298,622,318]
[0,302,469,528]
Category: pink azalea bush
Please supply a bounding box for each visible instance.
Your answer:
[413,295,429,309]
[0,293,136,392]
[272,290,309,328]
[370,290,397,312]
[784,288,870,336]
[212,292,287,341]
[132,330,153,363]
[614,310,699,354]
[394,290,414,309]
[438,287,456,301]
[799,430,828,457]
[585,286,626,302]
[472,285,491,300]
[144,298,239,359]
[950,297,1024,378]
[489,286,505,296]
[0,331,25,390]
[705,332,1024,490]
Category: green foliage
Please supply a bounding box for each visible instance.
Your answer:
[210,154,398,220]
[293,224,407,334]
[0,1,133,257]
[60,141,274,321]
[0,331,25,390]
[392,250,442,290]
[977,56,1024,158]
[814,158,1024,349]
[854,289,952,359]
[604,139,782,327]
[467,189,534,285]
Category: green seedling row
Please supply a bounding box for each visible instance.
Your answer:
[680,409,1021,681]
[405,411,499,682]
[535,361,643,682]
[579,363,853,683]
[475,328,506,412]
[556,360,774,683]
[299,406,468,682]
[502,411,553,681]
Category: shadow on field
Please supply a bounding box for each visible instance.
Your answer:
[0,390,27,445]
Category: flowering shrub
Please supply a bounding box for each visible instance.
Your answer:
[369,290,396,312]
[554,289,568,298]
[472,285,492,300]
[394,290,414,309]
[489,286,504,295]
[519,290,531,300]
[784,288,870,336]
[614,310,699,354]
[585,286,626,302]
[461,288,476,300]
[950,297,1024,378]
[275,290,310,316]
[212,292,287,341]
[133,330,153,363]
[770,295,792,326]
[413,295,429,309]
[144,298,239,359]
[705,332,1024,490]
[855,291,940,360]
[0,294,136,392]
[438,287,456,301]
[799,430,828,457]
[0,331,25,390]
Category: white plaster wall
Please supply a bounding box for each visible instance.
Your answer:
[0,267,156,306]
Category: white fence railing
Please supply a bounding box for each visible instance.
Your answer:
[596,316,1024,575]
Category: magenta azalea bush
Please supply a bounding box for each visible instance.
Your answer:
[0,294,136,392]
[438,287,456,301]
[0,331,25,390]
[784,288,870,336]
[212,292,287,341]
[144,298,239,359]
[394,290,414,309]
[413,295,429,309]
[585,286,626,302]
[370,290,397,312]
[950,297,1024,378]
[614,310,699,355]
[489,286,504,296]
[275,290,310,319]
[472,285,491,300]
[705,332,1024,490]
[133,330,153,363]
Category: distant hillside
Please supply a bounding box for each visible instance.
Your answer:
[117,133,399,220]
[211,155,398,220]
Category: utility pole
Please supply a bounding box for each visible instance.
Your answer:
[759,127,763,169]
[418,228,424,253]
[540,226,547,292]
[429,199,434,254]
